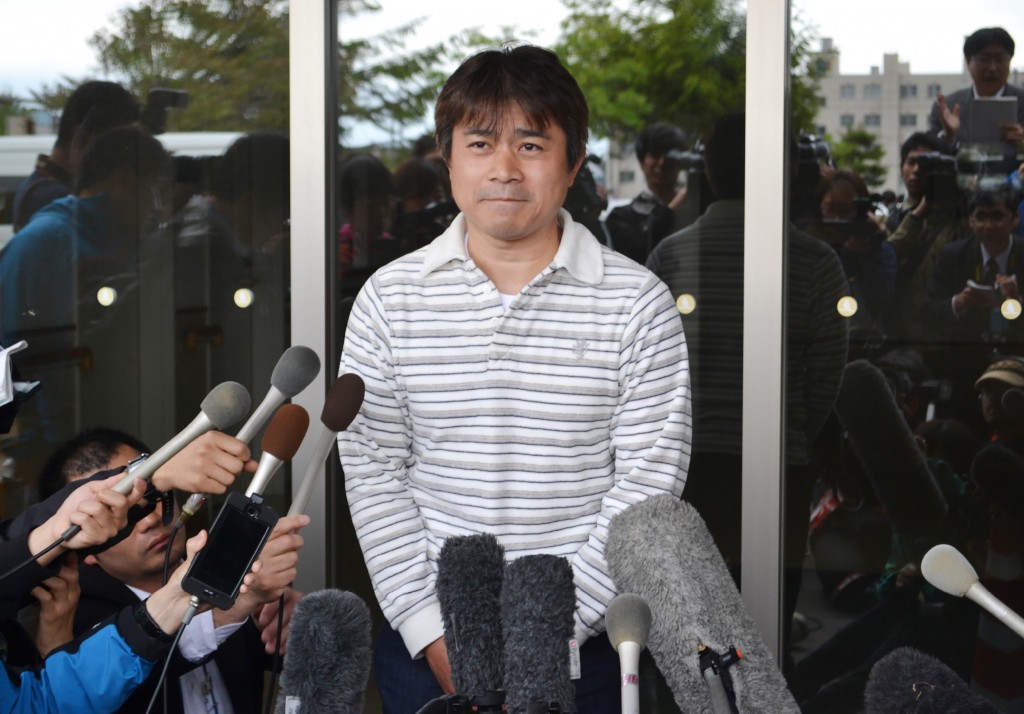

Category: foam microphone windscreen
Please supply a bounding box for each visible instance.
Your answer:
[921,544,978,598]
[323,373,366,432]
[437,533,506,700]
[606,593,652,650]
[262,403,310,460]
[864,647,999,714]
[275,589,372,714]
[501,554,576,714]
[272,345,322,398]
[200,380,253,429]
[970,443,1024,523]
[834,359,948,536]
[606,495,799,714]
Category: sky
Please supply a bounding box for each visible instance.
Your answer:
[2,1,1022,126]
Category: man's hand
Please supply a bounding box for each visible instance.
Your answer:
[935,93,961,139]
[31,552,80,657]
[995,273,1020,300]
[424,636,455,695]
[1000,122,1024,147]
[151,431,257,494]
[255,587,303,654]
[28,473,146,565]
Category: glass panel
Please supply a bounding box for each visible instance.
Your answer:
[788,5,1024,711]
[1,6,290,522]
[334,1,760,711]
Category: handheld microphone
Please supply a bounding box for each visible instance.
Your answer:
[287,373,365,517]
[437,534,506,710]
[182,346,320,521]
[274,589,372,714]
[606,593,651,714]
[606,494,798,714]
[921,544,1024,641]
[864,647,999,714]
[501,554,576,714]
[110,381,251,496]
[244,403,310,498]
[834,359,948,536]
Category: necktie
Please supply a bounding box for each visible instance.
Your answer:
[984,257,1000,286]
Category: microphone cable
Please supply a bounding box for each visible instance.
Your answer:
[262,591,287,714]
[145,595,202,714]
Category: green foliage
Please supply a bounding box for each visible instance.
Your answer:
[829,126,887,189]
[556,0,823,143]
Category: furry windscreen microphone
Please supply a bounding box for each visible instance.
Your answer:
[437,534,506,705]
[275,589,372,714]
[863,647,999,714]
[970,443,1024,523]
[834,359,948,536]
[501,554,576,714]
[606,494,798,714]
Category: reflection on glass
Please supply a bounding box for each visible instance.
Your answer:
[788,6,1024,711]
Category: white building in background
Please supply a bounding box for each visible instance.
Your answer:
[810,37,971,192]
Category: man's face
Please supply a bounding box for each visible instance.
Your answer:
[901,147,929,200]
[82,445,186,591]
[980,381,1011,427]
[448,105,579,246]
[641,151,681,196]
[968,42,1012,97]
[969,202,1019,246]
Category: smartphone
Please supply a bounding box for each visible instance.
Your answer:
[181,491,279,610]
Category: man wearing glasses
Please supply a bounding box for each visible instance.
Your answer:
[929,27,1024,150]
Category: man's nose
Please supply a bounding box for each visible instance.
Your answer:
[490,146,521,181]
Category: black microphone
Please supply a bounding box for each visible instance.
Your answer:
[864,647,999,714]
[501,554,576,714]
[605,593,651,714]
[274,589,373,714]
[287,373,365,516]
[244,403,310,498]
[834,359,948,536]
[606,494,799,713]
[182,346,320,520]
[110,381,251,496]
[437,533,506,710]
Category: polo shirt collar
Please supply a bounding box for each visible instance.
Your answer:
[419,209,604,285]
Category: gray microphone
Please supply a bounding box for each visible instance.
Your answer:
[606,494,799,713]
[606,593,652,714]
[921,544,1024,640]
[111,381,251,495]
[274,589,372,714]
[182,346,319,522]
[864,647,999,713]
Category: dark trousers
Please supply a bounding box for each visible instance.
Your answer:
[374,625,622,714]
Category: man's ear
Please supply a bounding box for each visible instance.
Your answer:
[568,155,586,188]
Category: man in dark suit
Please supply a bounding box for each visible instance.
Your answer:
[929,27,1024,150]
[924,189,1024,427]
[40,428,306,714]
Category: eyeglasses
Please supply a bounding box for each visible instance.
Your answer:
[970,52,1011,68]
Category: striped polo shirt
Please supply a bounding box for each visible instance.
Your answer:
[338,209,692,657]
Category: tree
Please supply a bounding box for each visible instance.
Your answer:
[829,126,887,189]
[555,0,823,144]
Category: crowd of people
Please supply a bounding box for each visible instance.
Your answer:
[0,22,1023,714]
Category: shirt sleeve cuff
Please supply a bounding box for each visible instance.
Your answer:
[397,601,445,659]
[176,610,223,662]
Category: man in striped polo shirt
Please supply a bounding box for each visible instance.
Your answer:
[339,44,692,713]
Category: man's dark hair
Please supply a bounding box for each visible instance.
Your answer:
[967,188,1019,215]
[899,132,947,165]
[434,44,589,171]
[634,123,687,163]
[963,27,1015,60]
[55,81,139,151]
[74,125,171,192]
[703,113,745,200]
[338,153,395,214]
[38,428,150,500]
[209,132,290,209]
